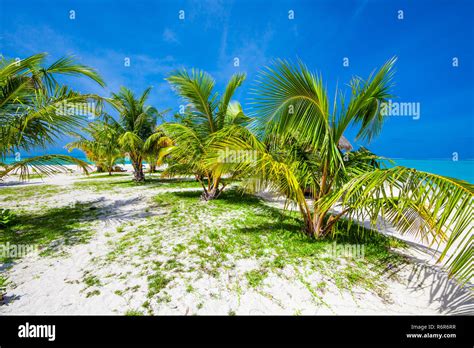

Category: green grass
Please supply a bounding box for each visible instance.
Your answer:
[245,269,268,288]
[0,275,8,292]
[106,224,162,262]
[146,188,406,294]
[0,184,62,202]
[125,309,144,316]
[86,289,101,297]
[0,201,99,263]
[147,264,172,298]
[83,274,102,287]
[0,178,409,309]
[78,173,130,179]
[73,176,202,192]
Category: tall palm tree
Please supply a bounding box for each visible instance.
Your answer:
[207,58,473,283]
[109,87,167,182]
[162,69,249,200]
[0,53,105,179]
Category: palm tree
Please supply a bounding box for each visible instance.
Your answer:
[66,118,123,175]
[0,53,105,179]
[207,58,473,283]
[109,87,167,182]
[162,69,249,200]
[143,130,174,173]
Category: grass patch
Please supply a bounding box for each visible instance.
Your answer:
[0,202,99,262]
[0,184,62,202]
[85,289,101,297]
[0,275,8,294]
[150,188,406,294]
[83,274,102,287]
[245,269,268,288]
[147,265,172,298]
[78,173,130,180]
[74,177,202,192]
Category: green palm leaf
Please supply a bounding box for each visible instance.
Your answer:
[1,155,91,180]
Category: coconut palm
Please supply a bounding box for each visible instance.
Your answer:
[108,86,169,181]
[0,53,105,179]
[143,130,174,173]
[162,69,249,200]
[66,118,123,175]
[207,58,473,282]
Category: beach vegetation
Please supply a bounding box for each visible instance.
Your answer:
[201,58,472,282]
[161,69,249,200]
[0,53,104,179]
[66,117,123,175]
[1,53,471,294]
[108,87,171,182]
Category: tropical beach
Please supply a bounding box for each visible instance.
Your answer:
[0,54,472,316]
[0,168,472,315]
[0,0,473,325]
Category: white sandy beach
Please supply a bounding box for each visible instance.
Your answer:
[0,166,472,315]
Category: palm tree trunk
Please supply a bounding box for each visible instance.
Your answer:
[201,184,219,200]
[313,213,326,238]
[303,214,316,236]
[309,161,331,238]
[302,216,324,239]
[320,208,351,236]
[305,208,349,238]
[200,176,225,201]
[131,157,145,182]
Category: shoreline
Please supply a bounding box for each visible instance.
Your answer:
[3,158,474,182]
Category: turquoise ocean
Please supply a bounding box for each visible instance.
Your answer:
[4,156,473,183]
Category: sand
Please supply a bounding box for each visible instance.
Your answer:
[0,166,472,315]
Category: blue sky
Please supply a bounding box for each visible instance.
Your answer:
[1,0,473,160]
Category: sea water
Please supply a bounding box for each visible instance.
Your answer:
[3,156,474,183]
[389,159,474,183]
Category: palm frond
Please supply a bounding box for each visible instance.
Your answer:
[41,55,106,91]
[250,59,330,147]
[166,69,217,133]
[319,167,473,283]
[0,155,91,180]
[335,56,397,143]
[217,73,246,128]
